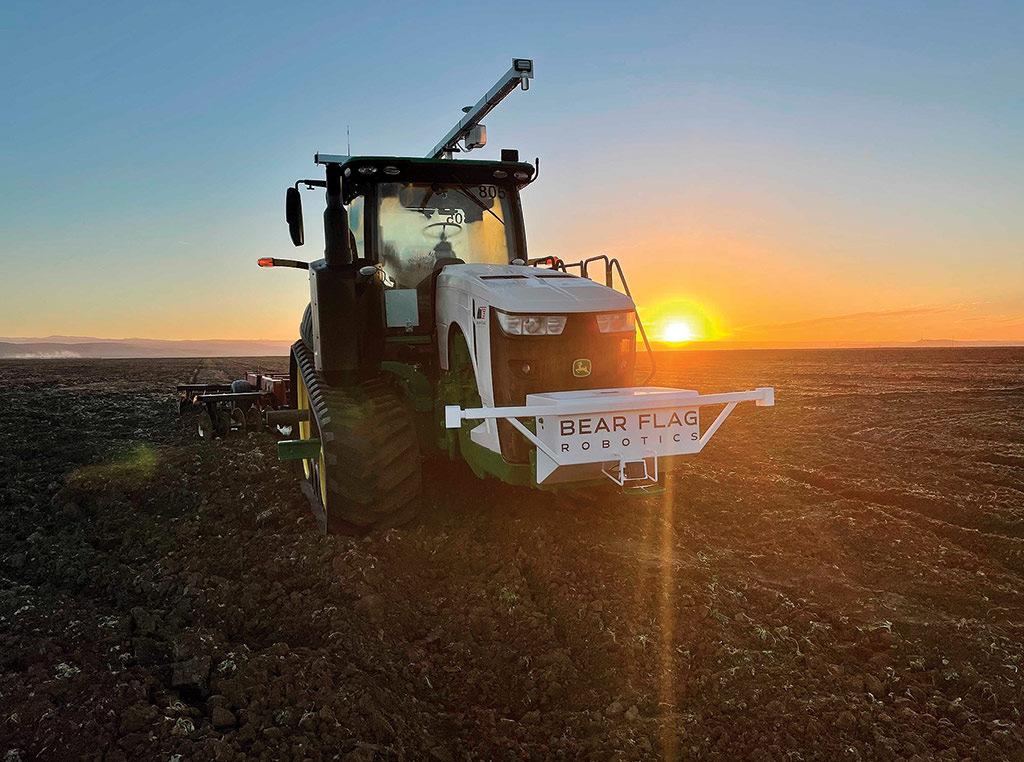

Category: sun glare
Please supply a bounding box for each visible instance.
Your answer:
[645,299,720,344]
[662,321,695,343]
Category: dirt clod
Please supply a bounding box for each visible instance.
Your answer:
[119,703,158,734]
[210,707,236,727]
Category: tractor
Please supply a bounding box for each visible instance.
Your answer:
[260,59,774,533]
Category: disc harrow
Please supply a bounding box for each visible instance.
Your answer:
[176,372,293,439]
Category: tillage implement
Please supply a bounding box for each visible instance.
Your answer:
[256,58,774,532]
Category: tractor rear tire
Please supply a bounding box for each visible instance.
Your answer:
[299,303,313,349]
[291,341,421,533]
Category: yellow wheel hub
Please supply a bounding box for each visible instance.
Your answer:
[295,372,327,506]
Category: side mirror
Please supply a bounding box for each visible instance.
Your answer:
[286,187,304,246]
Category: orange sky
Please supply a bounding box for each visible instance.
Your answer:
[3,171,1022,345]
[524,188,1024,346]
[3,203,1021,345]
[3,5,1022,346]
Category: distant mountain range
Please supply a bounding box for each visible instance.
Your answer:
[1,335,1021,360]
[0,336,293,359]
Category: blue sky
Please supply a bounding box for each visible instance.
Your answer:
[1,0,1021,341]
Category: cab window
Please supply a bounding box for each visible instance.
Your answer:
[347,195,365,259]
[376,182,513,288]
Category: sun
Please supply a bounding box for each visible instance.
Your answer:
[662,321,695,343]
[643,299,721,344]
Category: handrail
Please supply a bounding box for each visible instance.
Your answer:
[581,255,610,282]
[608,258,656,384]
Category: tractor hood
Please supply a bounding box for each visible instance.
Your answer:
[436,264,635,314]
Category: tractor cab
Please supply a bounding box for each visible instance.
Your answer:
[333,155,534,282]
[328,155,535,346]
[273,150,537,379]
[335,154,532,327]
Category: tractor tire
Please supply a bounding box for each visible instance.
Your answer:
[291,340,421,533]
[299,303,313,349]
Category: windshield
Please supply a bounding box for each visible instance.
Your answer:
[377,181,514,288]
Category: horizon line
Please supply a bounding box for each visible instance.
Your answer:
[3,335,1024,346]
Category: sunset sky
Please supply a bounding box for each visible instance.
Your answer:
[2,1,1022,346]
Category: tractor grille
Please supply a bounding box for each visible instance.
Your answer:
[489,314,636,464]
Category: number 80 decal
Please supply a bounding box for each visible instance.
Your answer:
[477,185,507,199]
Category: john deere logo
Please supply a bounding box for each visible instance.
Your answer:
[572,358,592,377]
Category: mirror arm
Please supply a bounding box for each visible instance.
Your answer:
[258,257,309,270]
[295,179,326,190]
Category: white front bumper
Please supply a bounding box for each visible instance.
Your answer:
[445,386,774,485]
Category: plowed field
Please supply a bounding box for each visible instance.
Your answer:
[2,348,1023,761]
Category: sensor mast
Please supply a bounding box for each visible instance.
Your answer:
[428,58,534,159]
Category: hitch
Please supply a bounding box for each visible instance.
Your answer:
[602,457,657,487]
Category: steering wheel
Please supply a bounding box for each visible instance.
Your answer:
[423,221,463,241]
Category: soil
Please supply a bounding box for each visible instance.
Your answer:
[1,348,1023,761]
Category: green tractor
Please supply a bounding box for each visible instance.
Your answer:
[262,59,774,533]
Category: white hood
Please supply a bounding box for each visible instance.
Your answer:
[436,263,635,313]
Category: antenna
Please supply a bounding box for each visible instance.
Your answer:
[347,125,351,155]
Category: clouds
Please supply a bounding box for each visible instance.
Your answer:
[733,304,971,335]
[722,302,1024,343]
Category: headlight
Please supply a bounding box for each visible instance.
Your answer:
[595,311,636,333]
[495,311,567,336]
